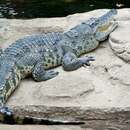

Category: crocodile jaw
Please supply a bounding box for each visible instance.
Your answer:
[97,20,118,33]
[94,9,118,41]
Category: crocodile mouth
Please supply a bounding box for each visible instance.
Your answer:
[97,18,117,33]
[98,20,117,33]
[98,22,112,32]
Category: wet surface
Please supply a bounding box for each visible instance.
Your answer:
[0,0,127,19]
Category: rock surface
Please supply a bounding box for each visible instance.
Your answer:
[0,125,84,130]
[109,21,130,62]
[0,9,130,129]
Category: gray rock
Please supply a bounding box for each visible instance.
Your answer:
[0,9,130,129]
[109,21,130,62]
[109,9,130,62]
[0,125,83,130]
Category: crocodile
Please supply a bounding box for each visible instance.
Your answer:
[0,9,118,124]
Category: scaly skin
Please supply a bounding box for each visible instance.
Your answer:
[0,9,118,124]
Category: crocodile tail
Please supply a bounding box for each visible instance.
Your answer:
[0,58,22,122]
[0,63,21,105]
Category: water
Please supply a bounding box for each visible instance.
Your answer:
[0,0,128,19]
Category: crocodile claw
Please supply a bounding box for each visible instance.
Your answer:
[82,56,95,67]
[85,56,95,61]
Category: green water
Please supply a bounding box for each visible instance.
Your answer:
[0,0,128,19]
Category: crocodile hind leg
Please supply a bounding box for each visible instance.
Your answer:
[0,93,12,115]
[0,105,16,124]
[62,52,95,71]
[32,62,59,81]
[0,106,13,116]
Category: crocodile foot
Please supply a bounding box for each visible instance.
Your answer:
[82,56,95,66]
[0,106,13,116]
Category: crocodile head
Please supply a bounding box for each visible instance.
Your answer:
[87,9,118,41]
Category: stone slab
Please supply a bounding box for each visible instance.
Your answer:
[0,125,83,130]
[0,9,130,128]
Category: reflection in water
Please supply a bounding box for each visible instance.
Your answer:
[0,0,127,19]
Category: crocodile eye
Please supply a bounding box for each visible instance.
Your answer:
[66,30,78,38]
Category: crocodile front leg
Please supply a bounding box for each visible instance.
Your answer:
[62,52,95,71]
[32,62,59,81]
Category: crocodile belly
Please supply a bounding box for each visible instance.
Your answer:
[42,47,63,69]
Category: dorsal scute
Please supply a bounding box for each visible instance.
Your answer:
[4,32,63,59]
[82,17,97,25]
